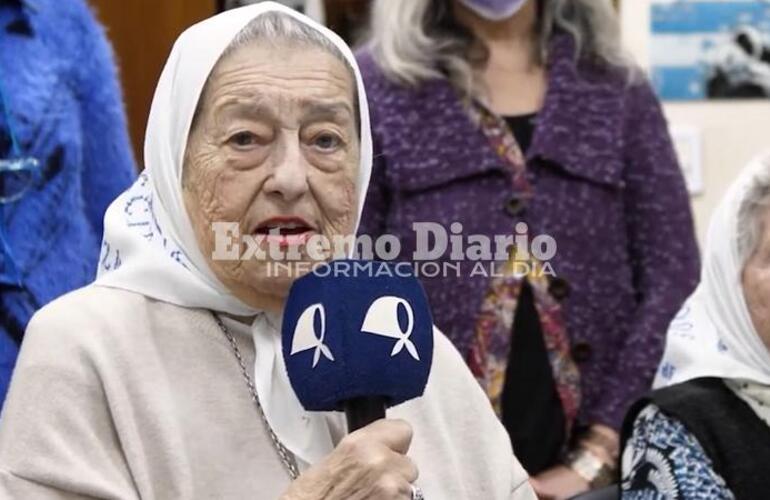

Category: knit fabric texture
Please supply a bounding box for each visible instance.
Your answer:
[0,0,136,406]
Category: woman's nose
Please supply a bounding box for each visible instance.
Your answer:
[264,135,310,202]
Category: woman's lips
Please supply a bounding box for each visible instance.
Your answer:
[264,231,314,248]
[254,217,316,248]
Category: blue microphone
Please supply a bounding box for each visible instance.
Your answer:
[282,259,434,431]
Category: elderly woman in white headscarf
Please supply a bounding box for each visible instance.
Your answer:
[620,156,770,500]
[0,4,535,499]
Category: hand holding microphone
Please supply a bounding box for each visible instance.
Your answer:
[282,419,418,500]
[280,260,433,500]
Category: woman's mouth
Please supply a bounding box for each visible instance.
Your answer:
[254,217,316,248]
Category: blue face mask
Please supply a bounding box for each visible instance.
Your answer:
[457,0,529,21]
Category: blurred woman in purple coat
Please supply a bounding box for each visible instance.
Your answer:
[356,0,700,497]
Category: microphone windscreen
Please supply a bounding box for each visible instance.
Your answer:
[282,259,434,412]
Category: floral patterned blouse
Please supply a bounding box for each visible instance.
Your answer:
[622,405,734,499]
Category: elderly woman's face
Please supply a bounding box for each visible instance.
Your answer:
[183,41,359,310]
[744,205,770,352]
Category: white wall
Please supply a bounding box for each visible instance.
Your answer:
[620,0,770,246]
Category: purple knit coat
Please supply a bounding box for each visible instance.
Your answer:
[356,34,700,430]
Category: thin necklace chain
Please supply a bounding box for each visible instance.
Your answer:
[212,313,300,480]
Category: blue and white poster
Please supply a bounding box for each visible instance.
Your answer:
[651,0,770,100]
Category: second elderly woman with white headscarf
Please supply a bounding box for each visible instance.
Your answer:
[0,4,535,499]
[621,156,770,499]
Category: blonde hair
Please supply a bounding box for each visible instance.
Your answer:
[363,0,632,96]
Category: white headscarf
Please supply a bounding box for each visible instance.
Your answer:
[95,2,373,468]
[654,155,770,393]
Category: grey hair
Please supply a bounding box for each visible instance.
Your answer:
[223,11,348,65]
[738,159,770,264]
[192,11,358,127]
[219,11,360,127]
[364,0,633,97]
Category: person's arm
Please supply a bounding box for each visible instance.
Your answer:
[70,0,136,237]
[589,78,700,431]
[536,78,700,497]
[281,419,418,500]
[0,309,138,499]
[622,405,734,500]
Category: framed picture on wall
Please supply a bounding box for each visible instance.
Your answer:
[650,0,770,100]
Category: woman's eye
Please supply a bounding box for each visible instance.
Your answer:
[228,132,259,148]
[313,133,342,152]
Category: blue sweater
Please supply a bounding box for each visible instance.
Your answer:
[0,0,136,406]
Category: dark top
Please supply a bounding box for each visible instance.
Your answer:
[622,378,770,500]
[504,113,538,153]
[356,33,700,430]
[501,279,566,474]
[497,113,566,473]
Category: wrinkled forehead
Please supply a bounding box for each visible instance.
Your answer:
[197,38,358,127]
[144,3,372,205]
[190,12,360,133]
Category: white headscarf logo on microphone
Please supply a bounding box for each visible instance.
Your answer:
[361,296,420,361]
[291,304,335,368]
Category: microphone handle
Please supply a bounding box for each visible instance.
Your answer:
[344,396,387,432]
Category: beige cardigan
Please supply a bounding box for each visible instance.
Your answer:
[0,285,535,499]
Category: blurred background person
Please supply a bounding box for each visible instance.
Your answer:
[0,0,136,407]
[622,158,770,500]
[356,0,699,497]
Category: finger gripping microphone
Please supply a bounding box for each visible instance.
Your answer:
[282,259,434,432]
